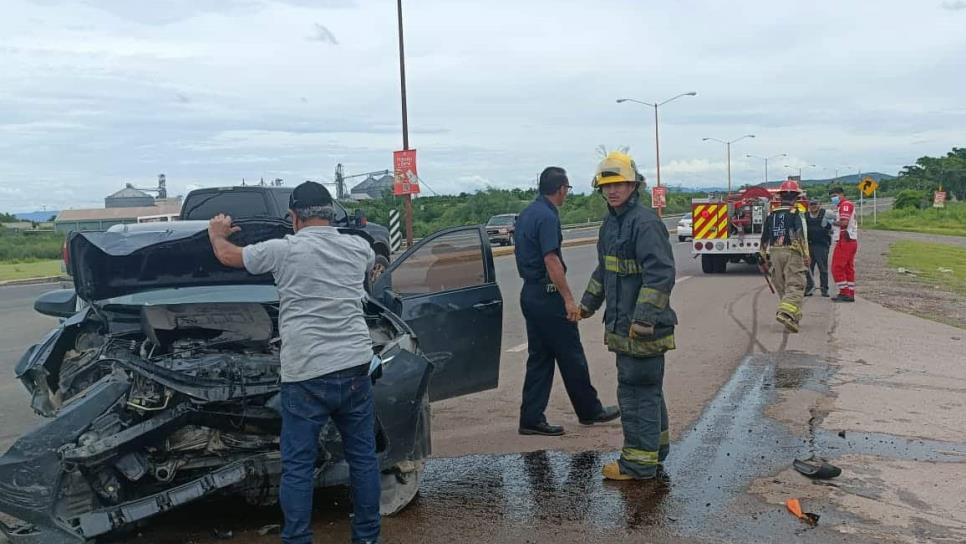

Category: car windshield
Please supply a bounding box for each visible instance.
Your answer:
[99,285,281,306]
[487,215,514,226]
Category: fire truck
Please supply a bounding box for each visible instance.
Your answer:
[691,185,807,274]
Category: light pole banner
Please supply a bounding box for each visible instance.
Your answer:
[651,185,667,208]
[393,149,420,196]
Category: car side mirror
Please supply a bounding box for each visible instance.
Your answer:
[34,289,77,318]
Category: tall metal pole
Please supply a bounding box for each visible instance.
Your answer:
[764,158,769,184]
[726,142,732,193]
[653,104,662,219]
[396,0,414,247]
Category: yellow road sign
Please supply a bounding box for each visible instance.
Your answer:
[858,176,879,197]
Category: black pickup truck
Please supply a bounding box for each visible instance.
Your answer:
[179,186,392,278]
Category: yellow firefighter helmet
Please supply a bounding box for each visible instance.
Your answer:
[592,151,645,188]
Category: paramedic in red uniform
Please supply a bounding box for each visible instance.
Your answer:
[828,187,857,302]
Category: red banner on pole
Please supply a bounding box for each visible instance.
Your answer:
[651,186,667,208]
[393,149,420,196]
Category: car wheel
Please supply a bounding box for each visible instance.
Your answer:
[714,255,728,274]
[380,459,424,516]
[370,255,390,284]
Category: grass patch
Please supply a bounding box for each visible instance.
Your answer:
[870,201,966,237]
[887,241,966,295]
[0,260,63,282]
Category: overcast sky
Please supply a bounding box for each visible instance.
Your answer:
[1,0,964,212]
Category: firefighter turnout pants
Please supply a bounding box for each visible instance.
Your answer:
[831,239,858,298]
[769,247,806,322]
[616,354,669,478]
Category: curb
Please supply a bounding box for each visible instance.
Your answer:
[0,275,70,287]
[492,236,598,258]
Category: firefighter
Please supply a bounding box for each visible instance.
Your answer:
[828,187,857,302]
[760,179,810,332]
[579,151,677,481]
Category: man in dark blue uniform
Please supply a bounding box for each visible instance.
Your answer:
[514,166,619,436]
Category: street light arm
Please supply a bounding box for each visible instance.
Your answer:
[731,134,756,144]
[703,137,727,145]
[657,91,697,106]
[616,98,655,107]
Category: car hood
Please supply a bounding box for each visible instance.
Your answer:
[69,218,293,302]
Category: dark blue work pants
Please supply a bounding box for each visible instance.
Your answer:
[519,282,604,427]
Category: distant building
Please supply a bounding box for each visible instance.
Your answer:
[55,198,182,234]
[105,184,156,208]
[350,174,394,200]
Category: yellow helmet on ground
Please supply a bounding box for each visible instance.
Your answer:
[592,151,645,188]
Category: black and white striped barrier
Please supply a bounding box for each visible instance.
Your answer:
[388,208,402,252]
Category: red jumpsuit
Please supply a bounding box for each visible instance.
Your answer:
[831,198,857,298]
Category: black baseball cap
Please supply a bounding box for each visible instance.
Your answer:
[289,181,333,210]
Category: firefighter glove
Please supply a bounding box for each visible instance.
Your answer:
[629,321,655,339]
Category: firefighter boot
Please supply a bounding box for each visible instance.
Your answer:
[602,461,655,481]
[776,311,800,333]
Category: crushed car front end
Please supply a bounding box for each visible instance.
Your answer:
[0,222,433,543]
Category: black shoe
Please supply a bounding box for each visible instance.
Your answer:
[821,290,830,297]
[805,288,814,297]
[519,422,565,436]
[579,405,621,425]
[831,295,855,303]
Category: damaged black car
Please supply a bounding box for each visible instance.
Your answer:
[0,220,503,543]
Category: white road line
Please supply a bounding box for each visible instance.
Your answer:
[677,275,693,284]
[506,343,528,353]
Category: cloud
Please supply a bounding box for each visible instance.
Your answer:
[941,1,966,10]
[308,23,339,45]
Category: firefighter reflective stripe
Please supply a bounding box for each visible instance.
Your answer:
[778,301,799,315]
[637,287,669,309]
[604,255,641,275]
[660,429,670,446]
[621,447,659,466]
[692,203,728,239]
[605,332,676,357]
[586,277,603,297]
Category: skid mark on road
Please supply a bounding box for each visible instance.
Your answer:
[727,286,769,354]
[505,343,528,353]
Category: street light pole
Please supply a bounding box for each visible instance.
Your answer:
[748,154,787,184]
[617,92,697,219]
[396,0,414,247]
[703,135,755,193]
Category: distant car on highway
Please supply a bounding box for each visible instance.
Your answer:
[677,216,693,242]
[485,213,517,246]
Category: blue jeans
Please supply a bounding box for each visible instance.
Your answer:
[280,371,380,544]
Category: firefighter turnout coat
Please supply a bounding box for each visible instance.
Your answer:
[580,192,677,357]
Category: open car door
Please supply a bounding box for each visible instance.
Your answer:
[374,226,502,401]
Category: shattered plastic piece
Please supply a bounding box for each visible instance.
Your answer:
[793,457,842,479]
[785,498,820,526]
[257,524,281,536]
[211,528,234,539]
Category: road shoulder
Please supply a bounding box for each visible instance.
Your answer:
[749,295,966,543]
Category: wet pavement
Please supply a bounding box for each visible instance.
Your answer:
[111,352,869,544]
[11,346,962,543]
